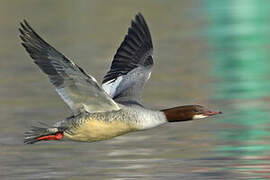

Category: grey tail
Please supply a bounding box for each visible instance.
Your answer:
[24,122,64,144]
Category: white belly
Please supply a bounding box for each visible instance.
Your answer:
[64,118,137,142]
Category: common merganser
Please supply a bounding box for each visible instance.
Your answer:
[20,13,222,144]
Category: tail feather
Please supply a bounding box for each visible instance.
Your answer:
[24,124,64,144]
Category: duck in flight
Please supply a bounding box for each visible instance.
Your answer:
[20,13,222,144]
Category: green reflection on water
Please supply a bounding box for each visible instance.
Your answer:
[203,0,270,177]
[204,0,270,100]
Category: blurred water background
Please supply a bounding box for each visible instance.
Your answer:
[1,0,270,179]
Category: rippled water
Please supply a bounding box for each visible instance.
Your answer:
[1,0,270,179]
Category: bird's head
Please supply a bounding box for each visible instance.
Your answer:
[162,105,222,122]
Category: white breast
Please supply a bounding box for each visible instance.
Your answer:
[123,106,167,130]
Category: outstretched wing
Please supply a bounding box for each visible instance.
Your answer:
[19,20,120,113]
[102,13,154,104]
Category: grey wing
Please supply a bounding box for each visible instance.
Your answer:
[19,20,120,113]
[102,13,153,104]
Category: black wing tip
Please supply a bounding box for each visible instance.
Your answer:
[133,12,152,43]
[19,19,43,42]
[126,12,153,53]
[23,19,29,26]
[19,19,31,28]
[102,12,154,84]
[136,12,143,18]
[19,19,38,41]
[19,19,29,33]
[19,20,30,43]
[133,12,148,27]
[134,12,147,25]
[135,12,145,21]
[19,19,48,56]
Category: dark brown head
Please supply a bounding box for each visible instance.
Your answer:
[161,105,222,122]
